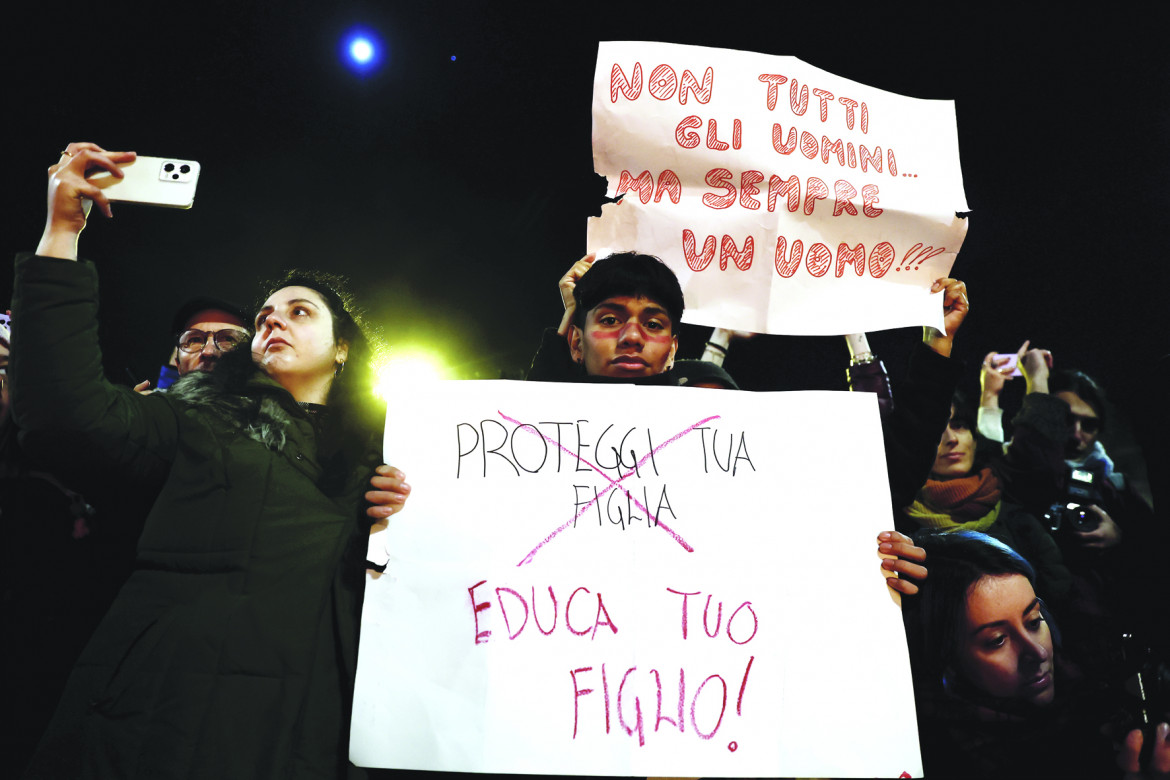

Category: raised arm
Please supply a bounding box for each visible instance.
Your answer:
[922,277,969,358]
[978,340,1030,442]
[994,346,1067,515]
[528,254,595,381]
[11,143,176,484]
[36,143,137,261]
[555,253,596,337]
[880,278,968,512]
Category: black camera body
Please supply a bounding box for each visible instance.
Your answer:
[1108,638,1170,768]
[1044,462,1107,533]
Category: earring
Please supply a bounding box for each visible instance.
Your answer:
[334,361,346,377]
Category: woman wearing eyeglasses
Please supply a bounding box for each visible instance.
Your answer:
[10,143,409,779]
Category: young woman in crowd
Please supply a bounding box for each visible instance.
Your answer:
[901,529,1169,779]
[10,143,409,779]
[900,357,1074,608]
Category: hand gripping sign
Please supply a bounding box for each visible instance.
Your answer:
[589,41,969,336]
[352,380,922,778]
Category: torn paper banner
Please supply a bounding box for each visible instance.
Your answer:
[590,41,969,335]
[352,380,922,778]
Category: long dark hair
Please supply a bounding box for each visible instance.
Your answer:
[256,269,385,493]
[903,530,1050,696]
[1049,369,1108,432]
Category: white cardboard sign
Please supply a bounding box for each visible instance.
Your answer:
[590,41,969,336]
[352,380,923,778]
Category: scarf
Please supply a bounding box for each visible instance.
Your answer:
[905,467,1003,531]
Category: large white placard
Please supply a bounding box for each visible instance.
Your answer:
[590,41,969,336]
[352,380,923,778]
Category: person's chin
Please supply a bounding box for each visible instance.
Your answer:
[1023,671,1055,705]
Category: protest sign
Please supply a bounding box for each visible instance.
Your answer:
[590,41,969,335]
[352,380,922,778]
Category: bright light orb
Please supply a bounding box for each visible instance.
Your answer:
[350,38,374,63]
[374,351,449,399]
[340,28,384,75]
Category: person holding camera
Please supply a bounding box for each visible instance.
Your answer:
[901,529,1170,780]
[981,349,1165,669]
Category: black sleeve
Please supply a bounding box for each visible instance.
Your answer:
[10,253,178,486]
[997,393,1070,518]
[883,343,963,513]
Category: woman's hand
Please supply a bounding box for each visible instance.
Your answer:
[878,530,928,595]
[365,465,411,524]
[37,143,136,260]
[556,253,596,337]
[922,278,969,358]
[980,340,1029,406]
[1020,345,1054,395]
[1119,722,1170,779]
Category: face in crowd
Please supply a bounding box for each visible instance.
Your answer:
[570,295,679,379]
[1055,390,1101,459]
[251,286,349,396]
[931,405,975,479]
[955,573,1056,707]
[175,308,250,376]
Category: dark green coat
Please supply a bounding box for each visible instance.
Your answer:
[11,255,381,779]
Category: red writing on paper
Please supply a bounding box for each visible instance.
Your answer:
[570,655,756,747]
[468,580,619,644]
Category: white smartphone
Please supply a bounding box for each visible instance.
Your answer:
[88,156,201,209]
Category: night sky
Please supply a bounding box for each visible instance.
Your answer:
[5,5,1167,463]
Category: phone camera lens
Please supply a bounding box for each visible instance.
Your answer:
[164,163,175,172]
[171,173,179,180]
[179,165,191,174]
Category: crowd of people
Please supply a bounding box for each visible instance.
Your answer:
[2,143,1166,778]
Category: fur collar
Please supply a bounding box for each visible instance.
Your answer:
[166,348,297,452]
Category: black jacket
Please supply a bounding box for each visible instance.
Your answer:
[12,255,381,779]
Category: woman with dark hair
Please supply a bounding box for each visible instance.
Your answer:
[903,530,1169,779]
[899,382,1073,608]
[10,143,409,779]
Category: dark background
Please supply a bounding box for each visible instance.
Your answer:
[4,4,1166,487]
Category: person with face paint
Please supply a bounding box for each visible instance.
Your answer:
[902,530,1170,780]
[530,254,954,600]
[10,142,410,779]
[527,252,737,388]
